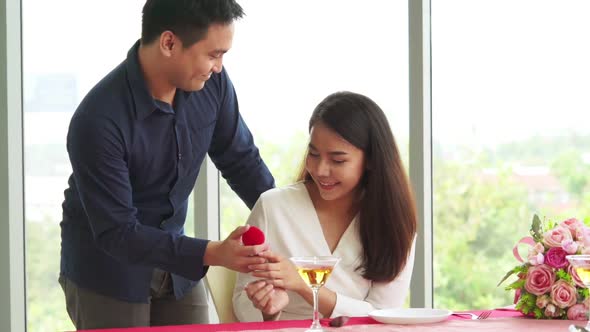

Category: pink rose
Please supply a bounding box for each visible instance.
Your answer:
[528,243,546,265]
[562,239,579,254]
[568,264,586,288]
[550,280,577,308]
[528,253,544,265]
[567,304,588,320]
[544,303,558,318]
[545,247,568,269]
[524,264,555,296]
[561,218,584,237]
[544,226,573,248]
[576,227,590,246]
[534,243,545,254]
[536,294,550,308]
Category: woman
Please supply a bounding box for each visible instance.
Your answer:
[232,91,417,321]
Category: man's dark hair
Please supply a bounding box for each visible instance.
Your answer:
[141,0,244,47]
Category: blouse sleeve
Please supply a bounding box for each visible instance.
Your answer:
[232,196,269,322]
[331,239,416,317]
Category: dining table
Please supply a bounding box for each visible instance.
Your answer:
[76,309,581,332]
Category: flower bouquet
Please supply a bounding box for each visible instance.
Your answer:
[499,215,590,320]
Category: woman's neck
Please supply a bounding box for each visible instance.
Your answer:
[304,181,360,222]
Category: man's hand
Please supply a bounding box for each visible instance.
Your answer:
[244,280,289,319]
[203,225,268,272]
[249,250,308,294]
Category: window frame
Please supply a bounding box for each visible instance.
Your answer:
[1,0,26,330]
[408,0,433,308]
[2,0,434,330]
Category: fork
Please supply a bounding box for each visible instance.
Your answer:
[453,310,492,320]
[477,310,492,320]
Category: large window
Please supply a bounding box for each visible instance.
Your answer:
[219,0,410,241]
[17,1,590,331]
[432,0,590,310]
[22,1,144,331]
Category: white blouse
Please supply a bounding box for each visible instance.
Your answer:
[232,182,415,322]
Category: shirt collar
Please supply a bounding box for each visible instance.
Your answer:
[125,40,192,120]
[125,40,159,120]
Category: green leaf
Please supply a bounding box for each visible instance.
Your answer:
[513,291,539,316]
[530,214,543,241]
[533,307,543,319]
[498,269,516,287]
[556,269,573,282]
[515,264,529,273]
[505,279,525,291]
[498,264,528,286]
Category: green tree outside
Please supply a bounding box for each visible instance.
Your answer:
[24,133,590,331]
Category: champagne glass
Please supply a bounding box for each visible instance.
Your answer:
[566,255,590,330]
[290,256,341,331]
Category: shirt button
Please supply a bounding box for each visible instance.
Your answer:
[178,153,182,160]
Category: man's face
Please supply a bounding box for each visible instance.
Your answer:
[169,23,234,91]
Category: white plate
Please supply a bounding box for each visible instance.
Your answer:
[369,308,453,325]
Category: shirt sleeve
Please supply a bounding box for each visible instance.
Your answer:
[67,113,208,281]
[207,68,275,209]
[232,196,269,322]
[330,239,417,317]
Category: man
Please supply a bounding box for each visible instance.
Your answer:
[59,0,274,329]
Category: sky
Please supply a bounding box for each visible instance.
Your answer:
[432,0,590,146]
[22,0,590,148]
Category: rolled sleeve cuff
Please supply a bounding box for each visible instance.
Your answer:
[331,293,374,318]
[175,237,210,281]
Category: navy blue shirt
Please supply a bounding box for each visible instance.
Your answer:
[60,41,275,303]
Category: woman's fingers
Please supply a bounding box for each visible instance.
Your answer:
[251,285,273,310]
[252,284,273,302]
[263,278,285,288]
[245,280,267,300]
[252,270,281,279]
[257,289,273,309]
[248,262,280,272]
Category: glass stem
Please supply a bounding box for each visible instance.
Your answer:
[311,286,321,330]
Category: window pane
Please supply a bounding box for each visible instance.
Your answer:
[432,0,590,310]
[220,1,409,242]
[23,1,144,331]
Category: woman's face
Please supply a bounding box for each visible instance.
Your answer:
[305,122,366,202]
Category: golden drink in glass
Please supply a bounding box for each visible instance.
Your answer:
[290,256,341,331]
[566,255,590,330]
[297,266,334,287]
[574,267,590,285]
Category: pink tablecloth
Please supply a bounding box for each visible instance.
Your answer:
[77,309,578,332]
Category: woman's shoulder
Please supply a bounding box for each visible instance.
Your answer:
[259,181,309,204]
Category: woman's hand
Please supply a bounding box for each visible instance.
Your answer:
[244,280,289,318]
[249,251,308,294]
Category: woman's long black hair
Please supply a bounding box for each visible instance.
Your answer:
[298,91,417,282]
